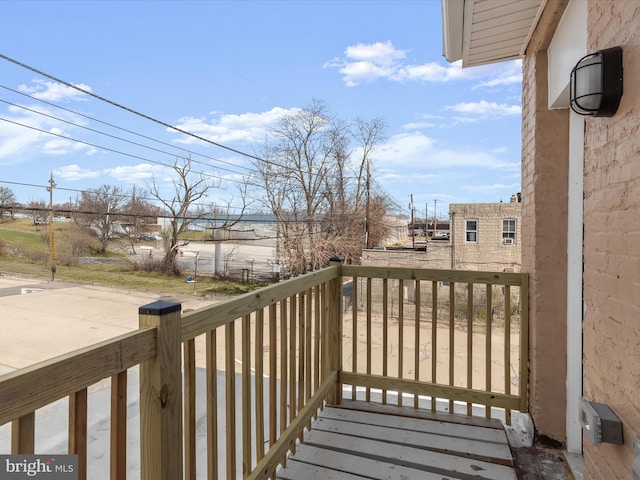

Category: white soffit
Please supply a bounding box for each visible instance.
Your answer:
[442,0,546,67]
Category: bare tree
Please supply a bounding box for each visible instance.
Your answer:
[25,199,48,225]
[202,180,251,241]
[0,186,17,220]
[253,101,389,275]
[75,185,125,253]
[120,184,162,253]
[147,154,218,275]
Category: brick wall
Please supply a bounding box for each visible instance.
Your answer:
[449,203,521,272]
[361,247,451,270]
[581,1,640,478]
[521,0,570,444]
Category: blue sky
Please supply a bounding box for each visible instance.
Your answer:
[0,0,522,220]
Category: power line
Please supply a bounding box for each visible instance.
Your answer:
[0,54,403,218]
[0,116,255,189]
[0,84,263,176]
[0,87,384,190]
[0,179,249,213]
[0,178,401,230]
[0,97,250,179]
[0,60,395,186]
[0,52,268,164]
[0,191,405,231]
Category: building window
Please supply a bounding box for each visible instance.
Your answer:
[503,219,516,242]
[465,219,478,243]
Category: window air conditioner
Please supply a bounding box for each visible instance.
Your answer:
[503,238,514,245]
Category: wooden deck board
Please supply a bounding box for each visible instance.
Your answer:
[277,402,517,480]
[277,458,371,480]
[318,406,509,445]
[312,416,513,465]
[279,445,466,480]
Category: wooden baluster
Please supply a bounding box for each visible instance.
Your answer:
[110,372,127,480]
[206,329,218,480]
[431,280,438,412]
[11,412,35,454]
[467,283,474,416]
[225,321,237,480]
[255,309,265,462]
[184,338,196,480]
[69,388,87,480]
[414,280,421,409]
[486,284,493,419]
[242,315,252,478]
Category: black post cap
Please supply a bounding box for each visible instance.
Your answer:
[139,300,182,316]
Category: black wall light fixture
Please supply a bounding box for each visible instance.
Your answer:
[570,46,623,117]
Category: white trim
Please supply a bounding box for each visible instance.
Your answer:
[547,0,588,109]
[561,0,587,455]
[566,109,584,455]
[547,0,585,454]
[465,218,478,243]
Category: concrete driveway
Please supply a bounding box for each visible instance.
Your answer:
[0,274,216,372]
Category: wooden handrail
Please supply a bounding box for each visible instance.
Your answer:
[0,328,156,425]
[342,265,526,285]
[340,372,521,410]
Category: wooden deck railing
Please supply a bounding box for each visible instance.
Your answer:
[0,262,528,479]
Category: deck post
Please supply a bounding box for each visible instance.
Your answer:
[139,300,183,480]
[327,257,344,405]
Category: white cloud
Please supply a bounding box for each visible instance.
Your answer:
[55,163,169,184]
[103,163,166,182]
[18,79,92,102]
[54,164,100,181]
[171,107,298,145]
[0,80,96,161]
[324,41,465,87]
[472,60,522,90]
[325,41,521,87]
[402,121,435,130]
[465,182,521,194]
[376,132,436,166]
[376,170,438,183]
[39,127,96,156]
[0,120,43,163]
[446,101,521,122]
[375,131,516,172]
[473,74,522,89]
[345,41,407,65]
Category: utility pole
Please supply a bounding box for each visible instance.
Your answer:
[364,158,371,249]
[410,194,415,248]
[47,172,56,281]
[433,199,438,238]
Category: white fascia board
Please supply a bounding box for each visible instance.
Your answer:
[441,0,464,62]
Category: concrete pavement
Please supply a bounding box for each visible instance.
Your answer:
[0,274,217,371]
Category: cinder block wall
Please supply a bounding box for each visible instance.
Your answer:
[581,1,640,477]
[361,247,451,270]
[521,0,570,445]
[449,203,521,272]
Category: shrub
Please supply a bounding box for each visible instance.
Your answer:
[130,255,167,273]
